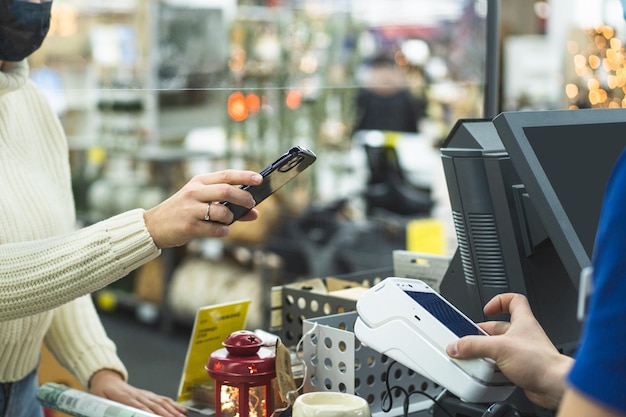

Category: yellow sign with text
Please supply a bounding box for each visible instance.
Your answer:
[177,300,250,404]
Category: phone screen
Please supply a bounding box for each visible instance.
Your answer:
[222,146,316,223]
[404,290,484,338]
[247,151,311,201]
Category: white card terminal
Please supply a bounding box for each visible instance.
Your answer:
[354,277,515,403]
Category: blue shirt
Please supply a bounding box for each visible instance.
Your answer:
[568,148,626,412]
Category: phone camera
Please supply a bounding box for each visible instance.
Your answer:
[278,155,304,172]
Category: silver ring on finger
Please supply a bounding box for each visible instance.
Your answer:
[204,202,213,221]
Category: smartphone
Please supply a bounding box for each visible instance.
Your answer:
[222,146,316,223]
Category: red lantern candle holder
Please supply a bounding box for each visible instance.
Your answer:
[206,330,276,417]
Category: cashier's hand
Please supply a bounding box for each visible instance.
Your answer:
[144,169,263,249]
[89,370,187,417]
[445,293,574,410]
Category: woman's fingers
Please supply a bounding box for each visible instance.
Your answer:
[144,170,263,248]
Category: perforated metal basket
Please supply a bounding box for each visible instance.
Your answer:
[301,312,444,417]
[271,267,392,347]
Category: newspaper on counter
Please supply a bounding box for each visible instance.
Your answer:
[37,382,159,417]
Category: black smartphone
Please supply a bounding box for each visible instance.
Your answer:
[222,146,317,223]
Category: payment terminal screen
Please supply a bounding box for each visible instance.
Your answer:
[404,290,484,338]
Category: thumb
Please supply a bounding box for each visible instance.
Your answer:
[447,335,496,360]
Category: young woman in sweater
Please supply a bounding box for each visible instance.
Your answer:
[0,2,262,416]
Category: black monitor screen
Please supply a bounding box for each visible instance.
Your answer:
[440,110,626,353]
[494,109,626,286]
[522,123,625,258]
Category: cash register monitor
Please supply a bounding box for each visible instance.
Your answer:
[439,108,626,351]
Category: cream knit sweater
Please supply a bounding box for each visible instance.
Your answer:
[0,61,161,387]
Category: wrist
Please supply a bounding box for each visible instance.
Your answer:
[89,369,125,390]
[540,354,574,409]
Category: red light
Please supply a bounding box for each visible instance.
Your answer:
[228,92,249,121]
[246,93,261,114]
[285,90,302,109]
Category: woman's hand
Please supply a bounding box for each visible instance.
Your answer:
[89,369,187,417]
[446,293,574,410]
[144,169,263,249]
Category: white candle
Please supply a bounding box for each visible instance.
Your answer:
[293,392,371,417]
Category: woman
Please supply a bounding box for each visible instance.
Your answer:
[1,1,262,416]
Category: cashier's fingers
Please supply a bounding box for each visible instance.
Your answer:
[482,293,531,317]
[477,320,511,336]
[446,333,500,361]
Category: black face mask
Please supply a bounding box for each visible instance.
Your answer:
[0,1,52,62]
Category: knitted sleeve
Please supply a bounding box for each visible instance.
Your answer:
[0,209,160,321]
[44,295,128,388]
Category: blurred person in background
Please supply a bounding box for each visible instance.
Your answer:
[353,53,426,134]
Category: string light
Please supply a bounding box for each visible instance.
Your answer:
[567,24,626,108]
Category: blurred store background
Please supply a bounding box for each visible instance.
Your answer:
[30,0,626,399]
